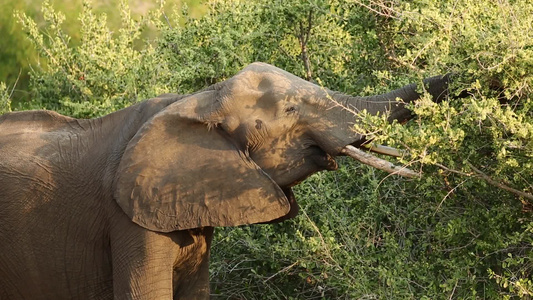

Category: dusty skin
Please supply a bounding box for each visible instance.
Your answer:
[0,63,449,299]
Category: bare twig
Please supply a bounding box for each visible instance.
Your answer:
[435,163,473,177]
[9,69,22,99]
[387,55,420,71]
[162,11,172,29]
[264,261,299,282]
[448,279,459,300]
[411,36,439,66]
[434,179,468,215]
[342,145,421,178]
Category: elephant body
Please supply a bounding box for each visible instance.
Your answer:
[0,97,214,299]
[0,63,450,299]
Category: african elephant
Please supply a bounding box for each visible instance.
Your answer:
[0,63,449,299]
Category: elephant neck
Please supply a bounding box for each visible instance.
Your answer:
[88,95,186,192]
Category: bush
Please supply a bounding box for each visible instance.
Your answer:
[15,0,180,117]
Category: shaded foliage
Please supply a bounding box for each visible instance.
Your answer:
[0,83,11,114]
[0,0,206,104]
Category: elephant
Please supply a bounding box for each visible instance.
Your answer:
[0,62,450,299]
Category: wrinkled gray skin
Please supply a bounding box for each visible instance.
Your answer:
[0,63,449,299]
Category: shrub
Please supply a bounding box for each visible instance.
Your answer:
[15,0,179,118]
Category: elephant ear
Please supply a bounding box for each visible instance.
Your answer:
[114,91,290,232]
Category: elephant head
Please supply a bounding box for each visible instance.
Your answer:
[114,62,449,232]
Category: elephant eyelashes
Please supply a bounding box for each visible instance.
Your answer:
[285,106,297,114]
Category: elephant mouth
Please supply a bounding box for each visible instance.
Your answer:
[263,187,298,224]
[272,143,417,224]
[309,145,338,171]
[282,187,297,213]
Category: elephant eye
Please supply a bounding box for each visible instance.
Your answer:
[285,106,297,113]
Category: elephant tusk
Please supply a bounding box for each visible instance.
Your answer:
[364,144,404,157]
[342,145,421,178]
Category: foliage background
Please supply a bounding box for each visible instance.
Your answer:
[1,0,531,298]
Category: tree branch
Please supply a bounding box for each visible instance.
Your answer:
[436,162,533,201]
[435,163,473,177]
[465,161,533,201]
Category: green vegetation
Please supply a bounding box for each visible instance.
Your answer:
[0,82,11,114]
[2,0,532,298]
[0,0,205,104]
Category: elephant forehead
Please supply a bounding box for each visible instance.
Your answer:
[230,69,301,98]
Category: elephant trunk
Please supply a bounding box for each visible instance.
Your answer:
[320,75,451,177]
[353,74,451,123]
[312,74,450,155]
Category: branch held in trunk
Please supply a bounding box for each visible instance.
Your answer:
[342,145,420,178]
[365,144,404,157]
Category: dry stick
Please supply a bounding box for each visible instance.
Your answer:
[342,145,421,178]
